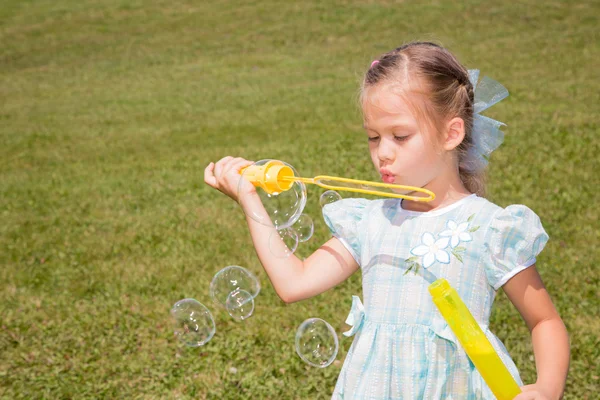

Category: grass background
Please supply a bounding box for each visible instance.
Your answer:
[1,0,598,398]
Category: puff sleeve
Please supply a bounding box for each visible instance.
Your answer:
[322,198,369,265]
[484,205,549,290]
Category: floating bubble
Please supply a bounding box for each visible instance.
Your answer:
[269,228,299,258]
[319,190,342,208]
[170,298,215,347]
[226,289,255,321]
[238,159,307,230]
[293,214,314,243]
[210,266,260,308]
[295,318,339,368]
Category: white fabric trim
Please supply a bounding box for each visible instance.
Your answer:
[399,194,478,217]
[494,257,537,290]
[331,233,361,266]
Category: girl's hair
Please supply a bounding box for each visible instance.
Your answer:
[360,41,486,197]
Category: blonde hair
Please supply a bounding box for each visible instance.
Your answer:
[359,41,486,197]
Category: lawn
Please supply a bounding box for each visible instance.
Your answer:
[1,0,598,398]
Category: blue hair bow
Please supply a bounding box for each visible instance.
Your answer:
[462,70,509,173]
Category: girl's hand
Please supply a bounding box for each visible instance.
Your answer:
[513,384,556,400]
[204,157,256,202]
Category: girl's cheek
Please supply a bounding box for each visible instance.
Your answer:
[410,137,434,158]
[403,141,422,158]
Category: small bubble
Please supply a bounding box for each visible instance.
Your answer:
[319,190,342,208]
[293,214,314,243]
[210,266,260,308]
[170,299,215,347]
[226,289,255,321]
[295,318,339,368]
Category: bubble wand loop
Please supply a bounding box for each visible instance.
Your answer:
[240,160,435,202]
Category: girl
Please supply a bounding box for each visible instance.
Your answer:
[204,42,570,399]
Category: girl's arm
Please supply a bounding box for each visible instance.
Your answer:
[204,157,359,303]
[502,265,570,400]
[243,201,359,302]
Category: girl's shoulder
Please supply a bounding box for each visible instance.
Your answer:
[467,196,546,229]
[321,197,385,219]
[321,197,371,230]
[472,198,550,289]
[321,198,374,265]
[321,197,371,216]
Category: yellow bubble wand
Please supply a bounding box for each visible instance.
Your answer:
[240,160,435,202]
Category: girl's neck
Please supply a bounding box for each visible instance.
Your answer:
[401,170,473,213]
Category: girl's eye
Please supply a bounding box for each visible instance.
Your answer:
[394,135,409,141]
[368,137,379,142]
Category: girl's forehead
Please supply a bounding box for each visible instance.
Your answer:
[362,86,419,127]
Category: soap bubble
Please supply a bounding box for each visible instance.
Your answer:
[295,318,339,368]
[170,299,215,347]
[210,266,260,308]
[238,159,307,230]
[293,214,314,243]
[269,228,299,258]
[319,190,342,208]
[226,289,255,321]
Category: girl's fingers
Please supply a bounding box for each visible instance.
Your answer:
[205,157,256,200]
[237,159,255,172]
[228,159,254,178]
[233,159,257,196]
[222,157,246,175]
[222,158,255,182]
[213,156,234,179]
[512,393,537,400]
[204,162,217,188]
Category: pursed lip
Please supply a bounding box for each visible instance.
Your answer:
[379,168,394,176]
[379,168,396,183]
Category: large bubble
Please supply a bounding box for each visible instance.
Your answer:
[226,289,255,321]
[210,266,260,308]
[293,214,314,243]
[170,299,216,347]
[295,318,339,368]
[269,228,299,258]
[238,159,307,230]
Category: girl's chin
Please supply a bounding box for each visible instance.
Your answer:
[388,180,429,195]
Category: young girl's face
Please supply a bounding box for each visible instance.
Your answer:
[362,84,447,191]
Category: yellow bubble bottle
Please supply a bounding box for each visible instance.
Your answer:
[428,279,521,400]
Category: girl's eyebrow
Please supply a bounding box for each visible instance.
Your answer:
[363,123,415,131]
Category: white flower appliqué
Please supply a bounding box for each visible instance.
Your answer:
[410,232,450,269]
[439,220,473,248]
[405,214,480,274]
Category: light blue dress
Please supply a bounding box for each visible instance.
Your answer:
[322,193,549,399]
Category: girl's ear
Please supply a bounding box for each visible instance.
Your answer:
[443,117,466,151]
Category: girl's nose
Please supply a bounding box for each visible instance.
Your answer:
[378,139,395,162]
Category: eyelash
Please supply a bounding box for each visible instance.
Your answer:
[368,136,409,142]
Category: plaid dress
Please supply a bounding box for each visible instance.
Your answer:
[322,194,549,399]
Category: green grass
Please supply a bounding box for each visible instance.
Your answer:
[1,0,598,398]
